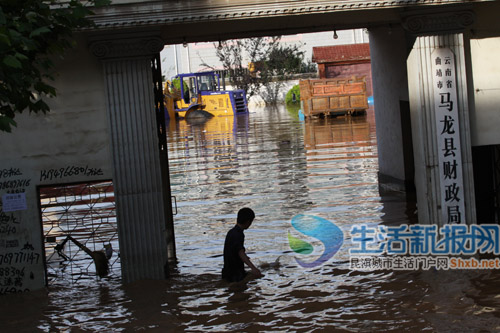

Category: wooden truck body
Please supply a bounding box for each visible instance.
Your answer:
[299,76,368,118]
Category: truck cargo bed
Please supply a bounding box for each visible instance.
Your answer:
[299,76,368,118]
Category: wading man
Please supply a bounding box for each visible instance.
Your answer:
[222,207,262,282]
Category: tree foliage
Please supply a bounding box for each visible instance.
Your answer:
[259,43,305,105]
[210,37,279,99]
[207,37,315,105]
[285,84,300,105]
[0,0,108,132]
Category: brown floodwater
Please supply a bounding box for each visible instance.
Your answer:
[2,106,500,332]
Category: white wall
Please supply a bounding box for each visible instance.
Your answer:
[470,37,500,146]
[0,35,112,292]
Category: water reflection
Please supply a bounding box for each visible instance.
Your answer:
[2,106,500,331]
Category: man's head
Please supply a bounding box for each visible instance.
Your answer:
[237,207,255,229]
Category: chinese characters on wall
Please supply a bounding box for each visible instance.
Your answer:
[431,48,465,224]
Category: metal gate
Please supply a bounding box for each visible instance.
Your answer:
[39,181,119,284]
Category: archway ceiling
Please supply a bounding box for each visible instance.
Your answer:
[90,0,490,42]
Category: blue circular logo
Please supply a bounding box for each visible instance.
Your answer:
[288,214,344,268]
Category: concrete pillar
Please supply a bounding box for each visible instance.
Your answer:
[404,11,476,226]
[369,25,414,191]
[90,35,173,282]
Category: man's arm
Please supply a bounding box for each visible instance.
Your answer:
[238,249,262,277]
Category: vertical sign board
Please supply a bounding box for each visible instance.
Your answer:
[431,48,466,224]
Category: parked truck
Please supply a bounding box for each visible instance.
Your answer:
[164,71,248,119]
[299,76,368,118]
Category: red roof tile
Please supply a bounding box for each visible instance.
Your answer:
[312,43,370,64]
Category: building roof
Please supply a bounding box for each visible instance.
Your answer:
[312,43,370,64]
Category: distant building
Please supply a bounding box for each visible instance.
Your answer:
[312,43,372,96]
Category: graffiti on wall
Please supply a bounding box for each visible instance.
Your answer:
[0,164,109,294]
[40,165,103,182]
[0,167,40,293]
[0,168,30,194]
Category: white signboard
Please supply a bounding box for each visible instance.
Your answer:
[2,192,27,212]
[431,47,466,224]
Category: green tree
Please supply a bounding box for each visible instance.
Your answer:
[259,43,305,105]
[210,37,281,99]
[205,37,314,105]
[0,0,108,132]
[285,84,300,105]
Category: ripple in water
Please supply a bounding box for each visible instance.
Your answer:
[2,106,500,331]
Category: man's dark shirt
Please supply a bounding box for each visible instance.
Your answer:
[222,225,246,282]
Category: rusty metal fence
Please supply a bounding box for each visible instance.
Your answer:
[39,181,120,284]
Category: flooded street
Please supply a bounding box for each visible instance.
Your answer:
[2,106,500,332]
